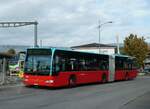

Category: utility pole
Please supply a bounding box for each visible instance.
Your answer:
[40,39,42,47]
[98,20,113,54]
[98,20,101,54]
[34,21,38,48]
[116,35,120,54]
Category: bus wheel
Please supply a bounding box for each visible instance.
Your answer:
[69,75,76,87]
[102,74,107,83]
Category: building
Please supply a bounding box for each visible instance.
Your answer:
[71,43,116,55]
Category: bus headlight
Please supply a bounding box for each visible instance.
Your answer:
[24,79,28,81]
[45,80,54,83]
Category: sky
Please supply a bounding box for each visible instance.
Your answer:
[0,0,150,47]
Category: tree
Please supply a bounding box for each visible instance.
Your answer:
[123,34,149,67]
[119,47,126,55]
[7,48,16,55]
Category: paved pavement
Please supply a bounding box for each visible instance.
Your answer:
[122,91,150,109]
[0,76,150,109]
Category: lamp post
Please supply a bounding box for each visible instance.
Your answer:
[34,21,38,48]
[98,20,113,53]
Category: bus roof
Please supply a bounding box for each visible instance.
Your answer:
[27,47,135,59]
[27,47,109,56]
[51,47,110,56]
[113,54,135,59]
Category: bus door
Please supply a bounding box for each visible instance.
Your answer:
[109,55,115,82]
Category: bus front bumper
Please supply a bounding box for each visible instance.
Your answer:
[23,75,57,87]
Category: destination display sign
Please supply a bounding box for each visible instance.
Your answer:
[27,49,51,55]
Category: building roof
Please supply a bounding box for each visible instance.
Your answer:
[71,43,116,48]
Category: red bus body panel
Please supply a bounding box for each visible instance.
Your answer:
[115,70,138,81]
[128,70,137,79]
[23,69,137,87]
[23,70,109,87]
[115,70,126,80]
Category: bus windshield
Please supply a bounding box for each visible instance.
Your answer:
[24,49,51,75]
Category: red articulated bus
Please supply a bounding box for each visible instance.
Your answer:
[23,48,138,87]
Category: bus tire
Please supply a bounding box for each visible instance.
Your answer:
[102,74,107,83]
[68,75,76,87]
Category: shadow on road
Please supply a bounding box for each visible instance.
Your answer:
[25,79,135,90]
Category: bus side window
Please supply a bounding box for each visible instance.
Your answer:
[53,55,60,75]
[78,59,86,71]
[115,58,124,70]
[99,56,108,70]
[69,58,77,71]
[102,61,108,70]
[85,59,92,71]
[65,57,71,71]
[61,58,66,71]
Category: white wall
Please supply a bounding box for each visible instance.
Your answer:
[73,48,115,55]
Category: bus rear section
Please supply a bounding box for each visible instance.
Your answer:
[114,55,138,81]
[108,55,138,82]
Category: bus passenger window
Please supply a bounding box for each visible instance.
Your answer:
[61,58,66,71]
[53,56,60,75]
[69,58,77,71]
[102,62,107,70]
[78,59,86,71]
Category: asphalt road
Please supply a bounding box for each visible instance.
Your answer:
[0,76,150,109]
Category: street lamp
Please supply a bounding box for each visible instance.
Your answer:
[98,20,113,53]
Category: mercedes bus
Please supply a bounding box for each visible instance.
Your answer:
[23,48,138,87]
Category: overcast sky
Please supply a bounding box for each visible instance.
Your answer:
[0,0,150,47]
